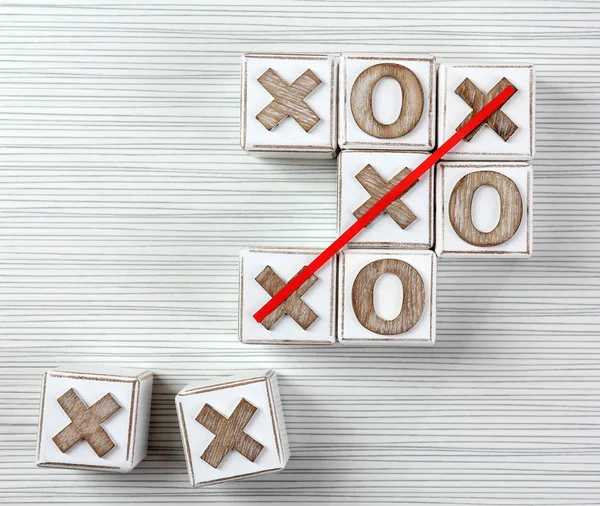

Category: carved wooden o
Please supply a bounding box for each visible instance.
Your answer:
[449,170,523,247]
[352,259,425,335]
[350,63,424,139]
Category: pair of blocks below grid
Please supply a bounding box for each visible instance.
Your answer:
[36,366,289,487]
[240,53,534,160]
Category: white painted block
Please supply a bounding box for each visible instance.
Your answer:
[435,161,533,257]
[438,64,535,160]
[175,370,289,487]
[339,54,436,151]
[36,365,153,472]
[240,53,338,158]
[239,247,336,345]
[338,249,436,346]
[337,150,434,249]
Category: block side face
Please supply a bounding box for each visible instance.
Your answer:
[176,376,284,487]
[239,248,337,345]
[35,372,48,466]
[339,55,436,151]
[242,54,338,158]
[338,150,435,249]
[437,162,532,256]
[36,373,138,472]
[265,372,290,467]
[131,374,153,469]
[438,64,535,160]
[338,249,436,345]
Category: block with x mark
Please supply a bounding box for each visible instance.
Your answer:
[36,366,154,472]
[52,388,121,458]
[255,265,318,330]
[239,248,337,344]
[196,399,264,468]
[353,164,418,229]
[240,54,338,158]
[176,371,290,487]
[256,68,321,132]
[438,64,535,160]
[455,77,518,141]
[338,151,435,249]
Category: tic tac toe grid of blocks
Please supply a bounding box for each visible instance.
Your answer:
[239,53,536,346]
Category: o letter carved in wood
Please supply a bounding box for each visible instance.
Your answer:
[449,170,523,247]
[352,259,425,335]
[350,63,424,139]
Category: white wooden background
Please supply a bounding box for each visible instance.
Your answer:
[1,1,599,504]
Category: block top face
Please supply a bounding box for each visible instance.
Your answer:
[338,249,436,345]
[37,369,150,471]
[339,54,436,151]
[239,247,336,345]
[241,53,338,157]
[53,364,151,379]
[176,372,287,487]
[436,161,533,257]
[338,150,434,249]
[438,64,535,160]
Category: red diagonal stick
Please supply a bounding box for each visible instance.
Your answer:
[254,85,517,324]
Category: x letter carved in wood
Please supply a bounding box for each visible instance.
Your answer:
[256,68,322,132]
[255,265,318,330]
[196,399,264,469]
[455,77,518,141]
[52,388,121,458]
[353,165,418,229]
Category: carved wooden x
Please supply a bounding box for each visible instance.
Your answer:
[455,77,518,141]
[196,399,264,469]
[354,165,418,229]
[52,388,121,458]
[256,68,322,132]
[255,265,318,330]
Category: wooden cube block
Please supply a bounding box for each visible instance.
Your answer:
[36,365,153,472]
[339,54,436,151]
[239,247,336,345]
[435,162,533,257]
[438,64,535,160]
[240,53,338,158]
[337,150,434,249]
[175,370,289,487]
[338,249,436,345]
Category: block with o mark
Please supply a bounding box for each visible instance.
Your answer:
[435,161,533,257]
[339,54,436,151]
[337,150,434,249]
[438,64,535,160]
[175,370,289,487]
[36,365,153,472]
[238,247,337,345]
[240,53,338,158]
[338,249,436,345]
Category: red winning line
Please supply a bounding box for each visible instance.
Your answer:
[254,85,517,324]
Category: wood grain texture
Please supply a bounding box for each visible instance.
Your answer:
[449,170,524,247]
[52,389,120,458]
[196,399,264,469]
[352,258,425,335]
[254,265,318,330]
[256,68,322,132]
[353,165,418,229]
[350,63,424,138]
[455,77,519,142]
[1,1,600,504]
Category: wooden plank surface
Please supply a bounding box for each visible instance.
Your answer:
[1,1,599,504]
